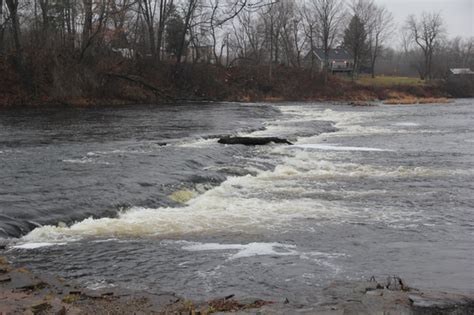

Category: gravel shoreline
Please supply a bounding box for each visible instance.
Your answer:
[1,256,473,314]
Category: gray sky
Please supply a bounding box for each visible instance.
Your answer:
[374,0,473,40]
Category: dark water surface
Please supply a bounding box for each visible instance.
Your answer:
[1,100,473,305]
[0,103,278,237]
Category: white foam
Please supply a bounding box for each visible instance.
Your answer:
[86,150,127,156]
[393,122,420,127]
[22,141,467,245]
[62,158,110,165]
[180,241,345,273]
[21,193,345,243]
[86,147,157,156]
[176,138,218,148]
[261,150,455,179]
[85,280,117,290]
[19,105,467,245]
[293,143,391,152]
[11,242,67,249]
[182,242,298,259]
[275,107,394,144]
[309,109,388,135]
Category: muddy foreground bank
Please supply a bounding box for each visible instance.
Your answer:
[1,256,473,314]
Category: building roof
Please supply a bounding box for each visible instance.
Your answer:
[450,68,474,75]
[312,48,352,61]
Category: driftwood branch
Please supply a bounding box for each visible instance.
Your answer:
[105,73,174,101]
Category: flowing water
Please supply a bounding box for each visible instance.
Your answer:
[1,100,473,305]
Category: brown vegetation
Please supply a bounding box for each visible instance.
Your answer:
[384,97,451,105]
[0,0,471,107]
[0,52,454,107]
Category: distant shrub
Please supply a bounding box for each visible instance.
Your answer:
[444,76,474,98]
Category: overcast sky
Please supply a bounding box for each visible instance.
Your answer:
[373,0,473,41]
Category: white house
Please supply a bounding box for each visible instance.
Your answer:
[305,48,354,74]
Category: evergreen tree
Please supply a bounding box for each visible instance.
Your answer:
[343,15,369,79]
[165,6,187,58]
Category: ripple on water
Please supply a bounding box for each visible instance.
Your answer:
[4,101,474,302]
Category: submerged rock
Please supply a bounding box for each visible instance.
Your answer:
[218,136,293,146]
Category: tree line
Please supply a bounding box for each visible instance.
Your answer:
[0,0,472,91]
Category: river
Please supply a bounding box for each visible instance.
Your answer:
[1,100,473,305]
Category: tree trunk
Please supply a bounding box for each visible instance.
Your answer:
[209,1,221,66]
[370,37,379,79]
[176,0,196,64]
[6,0,33,93]
[427,50,433,80]
[352,54,358,81]
[64,0,73,49]
[310,25,314,79]
[156,0,167,62]
[0,0,4,52]
[148,24,156,59]
[370,57,376,78]
[323,49,329,84]
[269,15,273,82]
[82,0,92,49]
[0,28,3,53]
[424,51,430,80]
[6,0,20,53]
[39,0,49,33]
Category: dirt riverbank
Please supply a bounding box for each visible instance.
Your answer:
[0,58,458,108]
[1,256,473,314]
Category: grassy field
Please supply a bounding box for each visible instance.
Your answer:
[356,75,426,87]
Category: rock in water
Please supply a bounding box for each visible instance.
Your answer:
[218,137,293,146]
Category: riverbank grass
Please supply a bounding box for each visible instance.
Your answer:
[357,75,426,87]
[384,97,451,105]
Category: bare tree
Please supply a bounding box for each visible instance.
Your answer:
[138,0,158,59]
[231,6,266,64]
[207,0,249,65]
[82,0,93,49]
[109,0,135,48]
[79,0,110,60]
[406,12,444,80]
[432,36,474,78]
[157,0,172,61]
[5,0,33,91]
[349,0,393,78]
[263,1,277,81]
[368,6,394,78]
[301,4,318,77]
[176,0,199,64]
[38,0,50,35]
[5,0,20,54]
[272,0,302,67]
[0,0,5,52]
[310,0,345,83]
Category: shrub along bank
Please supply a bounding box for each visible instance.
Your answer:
[0,51,466,107]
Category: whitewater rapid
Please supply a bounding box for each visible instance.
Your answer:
[16,107,467,246]
[4,100,474,301]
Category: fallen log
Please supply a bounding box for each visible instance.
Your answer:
[218,136,293,146]
[104,73,174,101]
